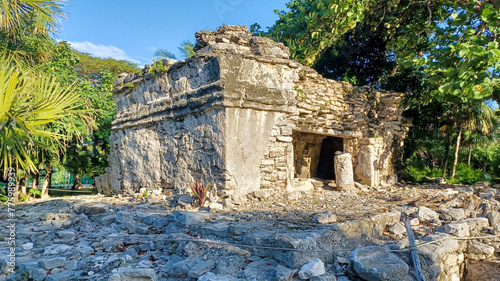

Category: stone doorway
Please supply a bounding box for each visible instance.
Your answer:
[292,131,343,180]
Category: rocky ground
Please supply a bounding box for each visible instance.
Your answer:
[2,181,500,281]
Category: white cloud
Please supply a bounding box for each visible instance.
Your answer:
[67,41,140,64]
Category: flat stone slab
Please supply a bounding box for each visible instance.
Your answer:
[174,211,211,226]
[108,267,157,281]
[350,246,409,281]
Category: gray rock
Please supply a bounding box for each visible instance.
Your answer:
[389,222,406,235]
[32,268,48,281]
[487,211,500,226]
[76,245,94,256]
[418,206,441,224]
[174,211,211,226]
[298,258,326,280]
[198,272,240,281]
[240,258,278,280]
[57,230,77,239]
[311,274,337,281]
[215,255,245,275]
[108,267,158,281]
[116,211,136,224]
[44,244,71,255]
[99,215,116,225]
[167,257,198,278]
[73,202,110,216]
[178,194,195,206]
[468,242,495,260]
[45,270,72,281]
[350,246,409,281]
[188,259,216,279]
[464,217,490,235]
[444,221,470,237]
[178,241,208,257]
[440,208,466,221]
[39,257,66,270]
[22,243,33,250]
[479,191,494,199]
[253,190,270,200]
[275,264,298,281]
[313,210,337,224]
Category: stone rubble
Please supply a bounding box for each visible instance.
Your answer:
[1,182,500,281]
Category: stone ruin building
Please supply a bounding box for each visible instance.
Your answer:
[96,25,410,201]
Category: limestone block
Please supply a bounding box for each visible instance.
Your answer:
[389,222,406,236]
[313,210,337,224]
[464,217,490,235]
[38,257,66,270]
[108,268,157,281]
[275,264,298,281]
[444,221,470,237]
[468,242,495,260]
[355,143,378,187]
[73,202,110,216]
[350,246,409,281]
[418,206,441,225]
[298,258,326,280]
[334,152,354,191]
[173,211,211,226]
[440,208,466,221]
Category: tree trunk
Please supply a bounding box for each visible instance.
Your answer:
[32,171,39,190]
[41,164,52,198]
[451,128,463,179]
[20,174,26,195]
[13,177,19,203]
[442,134,452,179]
[72,174,82,190]
[467,144,472,166]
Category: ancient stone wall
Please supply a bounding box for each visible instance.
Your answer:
[99,25,410,197]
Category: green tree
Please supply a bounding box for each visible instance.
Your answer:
[267,0,500,103]
[39,43,140,186]
[0,64,93,177]
[0,0,64,67]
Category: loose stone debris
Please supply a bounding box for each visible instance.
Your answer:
[2,182,500,280]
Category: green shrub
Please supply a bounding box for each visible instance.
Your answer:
[405,166,443,183]
[449,164,484,184]
[29,188,42,198]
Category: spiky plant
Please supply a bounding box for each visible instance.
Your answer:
[190,180,210,207]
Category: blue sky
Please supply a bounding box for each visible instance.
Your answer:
[57,0,289,66]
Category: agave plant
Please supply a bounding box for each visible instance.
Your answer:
[190,180,210,207]
[0,64,93,176]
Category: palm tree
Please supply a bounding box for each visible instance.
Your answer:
[1,0,65,68]
[153,49,176,60]
[0,0,63,35]
[178,40,195,59]
[0,65,94,178]
[153,40,196,61]
[450,103,496,179]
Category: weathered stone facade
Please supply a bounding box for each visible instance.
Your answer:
[98,25,410,197]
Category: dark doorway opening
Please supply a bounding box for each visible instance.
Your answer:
[292,131,343,180]
[317,137,344,179]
